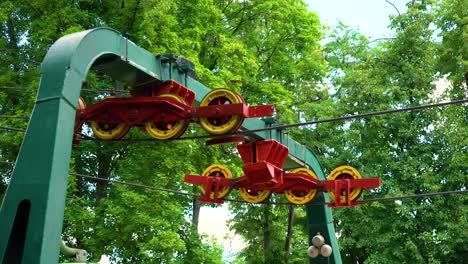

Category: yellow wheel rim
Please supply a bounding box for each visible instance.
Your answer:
[239,188,271,203]
[90,96,129,140]
[200,164,232,199]
[145,94,189,140]
[199,88,244,135]
[90,121,129,140]
[327,165,363,202]
[284,168,319,205]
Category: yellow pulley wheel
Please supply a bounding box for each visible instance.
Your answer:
[239,188,271,203]
[90,96,130,140]
[327,165,363,202]
[145,94,189,140]
[199,88,244,135]
[284,168,319,205]
[90,122,130,140]
[200,164,232,199]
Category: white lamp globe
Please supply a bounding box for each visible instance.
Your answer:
[320,244,333,257]
[312,234,325,247]
[307,246,320,258]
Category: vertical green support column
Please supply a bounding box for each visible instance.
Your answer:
[0,97,76,263]
[306,195,341,264]
[0,28,153,263]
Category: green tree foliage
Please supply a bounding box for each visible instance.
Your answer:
[227,203,309,264]
[434,0,467,92]
[1,0,466,263]
[221,0,326,124]
[311,1,467,263]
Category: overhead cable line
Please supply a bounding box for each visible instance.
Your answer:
[248,98,468,132]
[0,115,30,120]
[70,172,199,198]
[0,126,26,132]
[0,86,37,92]
[231,79,394,87]
[1,99,466,139]
[0,159,466,206]
[0,47,42,62]
[81,88,128,94]
[0,86,127,94]
[43,174,468,206]
[359,190,468,203]
[78,98,468,142]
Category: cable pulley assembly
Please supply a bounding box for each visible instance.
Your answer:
[184,139,381,207]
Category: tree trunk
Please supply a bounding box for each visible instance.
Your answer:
[263,204,271,263]
[464,72,467,91]
[285,205,295,263]
[192,198,201,230]
[6,18,20,73]
[95,143,112,202]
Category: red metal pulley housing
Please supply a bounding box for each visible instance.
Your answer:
[237,140,288,187]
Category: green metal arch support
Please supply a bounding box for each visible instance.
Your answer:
[0,28,341,263]
[0,28,146,263]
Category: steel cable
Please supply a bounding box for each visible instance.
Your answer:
[0,159,466,206]
[1,99,466,140]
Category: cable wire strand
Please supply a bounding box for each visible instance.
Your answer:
[0,126,26,132]
[77,98,468,142]
[0,86,128,94]
[70,172,200,198]
[241,98,468,133]
[81,88,128,94]
[0,115,30,120]
[0,159,466,206]
[1,99,467,139]
[0,86,37,92]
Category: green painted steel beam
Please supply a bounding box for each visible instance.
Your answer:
[0,28,151,263]
[0,28,341,263]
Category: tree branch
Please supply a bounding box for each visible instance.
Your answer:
[127,0,141,35]
[230,0,247,35]
[386,0,401,16]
